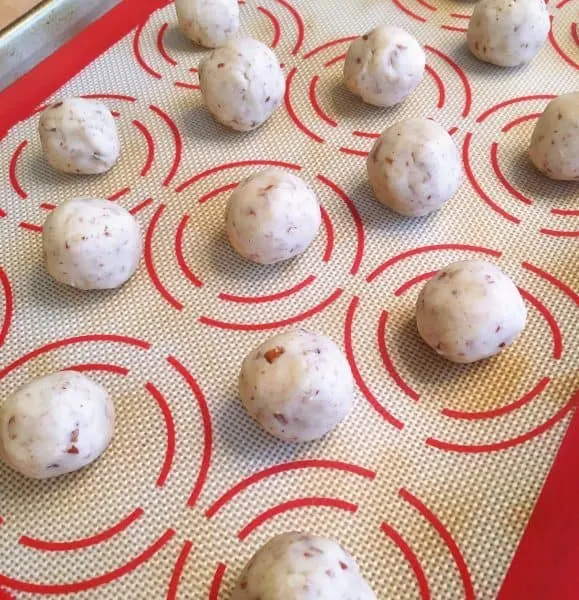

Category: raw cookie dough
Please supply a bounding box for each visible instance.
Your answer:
[367,118,462,217]
[38,97,120,175]
[232,532,376,599]
[467,0,550,67]
[344,25,425,107]
[175,0,239,48]
[199,38,285,131]
[225,169,321,264]
[239,329,354,442]
[416,260,527,363]
[528,92,579,181]
[0,371,115,479]
[43,197,142,290]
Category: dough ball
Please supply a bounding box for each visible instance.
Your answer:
[43,197,142,290]
[239,329,354,442]
[38,98,120,175]
[232,532,376,599]
[199,38,285,131]
[225,169,321,264]
[528,92,579,181]
[367,118,461,217]
[467,0,550,67]
[344,25,425,107]
[416,260,527,364]
[175,0,239,48]
[0,371,115,479]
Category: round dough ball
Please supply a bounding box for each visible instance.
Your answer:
[175,0,239,48]
[43,197,142,290]
[344,25,425,107]
[367,118,461,217]
[38,98,120,175]
[528,92,579,181]
[416,260,527,364]
[0,371,115,479]
[239,329,354,442]
[199,38,285,131]
[232,532,376,599]
[225,169,321,264]
[467,0,550,67]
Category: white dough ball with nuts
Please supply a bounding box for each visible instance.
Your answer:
[232,532,376,599]
[528,92,579,181]
[367,118,462,217]
[344,25,425,107]
[467,0,550,67]
[225,169,321,264]
[175,0,239,48]
[0,371,115,479]
[416,260,527,364]
[43,198,142,290]
[239,330,354,442]
[38,98,120,175]
[199,38,285,131]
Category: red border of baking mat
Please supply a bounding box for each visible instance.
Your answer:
[0,1,578,597]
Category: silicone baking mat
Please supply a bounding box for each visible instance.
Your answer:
[0,0,577,597]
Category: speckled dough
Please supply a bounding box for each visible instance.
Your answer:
[175,0,239,48]
[199,38,285,131]
[528,92,579,181]
[226,169,321,264]
[0,371,115,479]
[38,97,120,175]
[416,260,527,364]
[232,532,376,599]
[344,25,425,107]
[367,118,462,217]
[467,0,550,67]
[43,198,142,290]
[239,330,354,442]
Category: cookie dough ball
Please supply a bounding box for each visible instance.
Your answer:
[175,0,239,48]
[239,330,354,442]
[233,532,376,600]
[467,0,550,67]
[416,260,527,363]
[199,38,285,131]
[344,25,425,107]
[367,118,461,217]
[0,371,115,479]
[43,198,142,290]
[38,98,120,175]
[226,169,321,264]
[528,92,579,181]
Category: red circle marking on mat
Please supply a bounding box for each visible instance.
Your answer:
[237,497,358,541]
[400,489,475,600]
[19,508,144,552]
[205,459,375,518]
[132,119,155,176]
[199,288,343,331]
[285,68,325,143]
[572,22,579,45]
[0,529,175,594]
[425,45,471,117]
[0,268,13,348]
[476,95,556,124]
[344,297,405,429]
[394,270,438,296]
[416,0,436,10]
[381,522,431,600]
[9,141,27,199]
[392,0,427,22]
[198,182,239,204]
[208,563,227,600]
[174,215,203,288]
[442,377,551,421]
[309,76,337,127]
[549,15,579,70]
[353,130,380,139]
[144,205,184,311]
[107,187,131,202]
[130,197,154,215]
[324,53,347,68]
[339,146,369,157]
[133,22,162,79]
[303,36,358,59]
[219,275,316,304]
[320,205,335,262]
[378,311,420,401]
[257,6,281,48]
[157,23,177,66]
[522,262,579,306]
[167,356,213,508]
[501,112,542,133]
[440,25,468,33]
[490,142,533,206]
[64,363,130,376]
[424,65,445,109]
[167,540,193,600]
[145,382,176,488]
[552,208,579,217]
[366,244,501,284]
[149,105,182,187]
[274,0,304,54]
[540,227,579,238]
[0,335,150,381]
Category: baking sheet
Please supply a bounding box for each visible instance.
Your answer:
[0,0,578,598]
